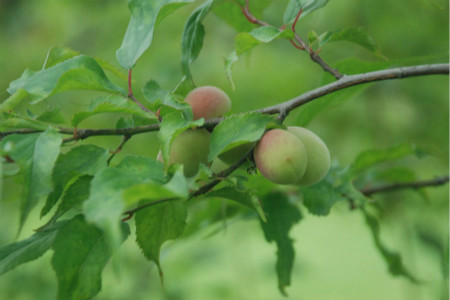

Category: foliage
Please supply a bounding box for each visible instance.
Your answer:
[0,0,448,299]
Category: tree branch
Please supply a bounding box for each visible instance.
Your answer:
[361,175,449,196]
[0,64,448,141]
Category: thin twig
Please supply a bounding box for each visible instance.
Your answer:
[0,64,448,141]
[107,135,131,165]
[361,175,449,196]
[127,69,154,114]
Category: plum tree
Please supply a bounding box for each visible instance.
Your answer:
[288,126,330,186]
[185,86,231,120]
[254,129,308,184]
[158,129,210,177]
[219,142,255,165]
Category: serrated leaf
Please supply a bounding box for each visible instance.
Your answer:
[54,175,93,220]
[283,0,329,24]
[71,95,156,127]
[142,80,191,115]
[158,111,204,165]
[1,131,62,229]
[181,0,215,82]
[302,166,366,215]
[362,208,419,283]
[208,113,276,161]
[0,88,29,113]
[0,112,52,131]
[43,46,80,69]
[83,156,165,250]
[235,26,293,55]
[0,222,63,275]
[135,198,187,275]
[353,144,417,173]
[41,145,109,217]
[259,192,302,296]
[318,27,382,56]
[123,169,189,208]
[51,215,130,300]
[116,0,194,69]
[7,56,126,104]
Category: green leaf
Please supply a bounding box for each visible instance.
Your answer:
[302,166,367,215]
[43,46,80,69]
[116,0,194,69]
[317,27,382,56]
[0,89,29,113]
[353,144,418,173]
[7,55,126,104]
[83,156,165,250]
[362,208,419,283]
[71,95,156,127]
[53,175,93,220]
[224,50,238,90]
[51,215,130,300]
[208,112,276,161]
[235,26,293,55]
[41,145,109,217]
[259,192,302,296]
[123,169,189,207]
[0,112,52,131]
[181,0,215,82]
[0,222,63,275]
[36,108,67,124]
[135,198,187,275]
[283,0,329,24]
[158,111,204,165]
[141,80,191,114]
[1,131,62,229]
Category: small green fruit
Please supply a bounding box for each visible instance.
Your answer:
[254,129,308,185]
[288,126,330,186]
[157,129,210,177]
[185,86,231,120]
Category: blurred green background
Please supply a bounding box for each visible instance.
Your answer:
[0,0,448,299]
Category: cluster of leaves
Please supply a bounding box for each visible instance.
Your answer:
[0,0,447,299]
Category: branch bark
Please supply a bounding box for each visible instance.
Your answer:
[361,175,449,196]
[0,63,448,141]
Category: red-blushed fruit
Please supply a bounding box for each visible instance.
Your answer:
[185,86,231,120]
[157,129,210,177]
[254,129,308,185]
[288,126,330,186]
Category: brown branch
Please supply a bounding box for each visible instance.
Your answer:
[361,175,449,196]
[127,69,154,114]
[1,64,448,141]
[107,135,131,165]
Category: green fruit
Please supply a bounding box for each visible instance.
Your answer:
[218,142,255,165]
[288,126,330,186]
[254,129,308,185]
[157,129,210,177]
[185,86,231,120]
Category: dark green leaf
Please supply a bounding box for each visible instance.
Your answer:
[283,0,329,24]
[353,144,417,173]
[51,215,130,300]
[0,222,63,275]
[41,145,109,217]
[71,95,156,127]
[158,111,203,165]
[83,156,165,250]
[259,192,302,296]
[54,175,93,219]
[362,208,419,283]
[36,108,67,124]
[135,199,187,275]
[181,0,215,82]
[116,0,193,69]
[208,112,276,161]
[7,56,126,104]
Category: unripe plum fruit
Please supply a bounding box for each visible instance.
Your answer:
[254,129,308,185]
[218,142,255,165]
[288,126,330,186]
[185,86,231,120]
[157,129,210,177]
